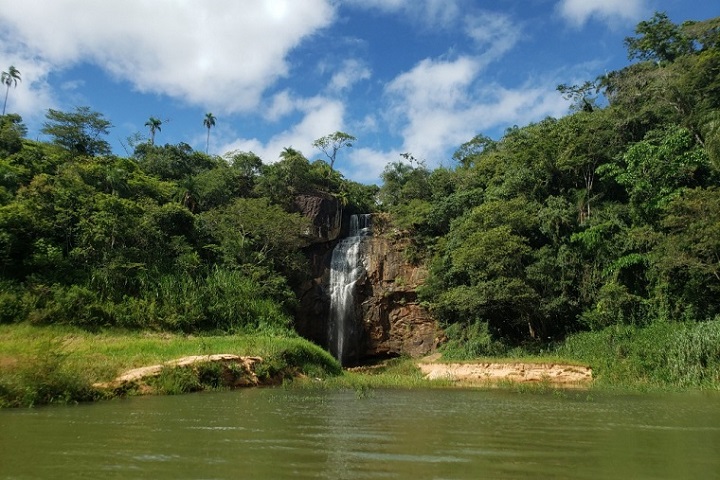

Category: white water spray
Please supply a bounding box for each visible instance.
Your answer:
[328,214,371,365]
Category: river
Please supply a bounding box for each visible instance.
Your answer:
[1,388,719,479]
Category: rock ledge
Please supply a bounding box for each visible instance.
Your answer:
[94,354,263,393]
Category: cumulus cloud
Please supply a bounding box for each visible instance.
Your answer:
[0,0,335,114]
[344,147,401,184]
[218,96,345,163]
[383,55,568,169]
[557,0,647,27]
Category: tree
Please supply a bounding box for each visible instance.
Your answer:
[1,66,21,116]
[203,112,216,154]
[312,131,356,170]
[0,113,27,156]
[557,81,599,113]
[145,117,162,145]
[41,107,112,156]
[624,12,694,63]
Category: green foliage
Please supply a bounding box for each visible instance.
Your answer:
[379,160,431,208]
[558,320,720,389]
[602,126,711,224]
[135,142,216,181]
[0,114,26,157]
[650,187,720,321]
[413,12,720,358]
[440,320,505,359]
[312,131,356,170]
[199,197,310,284]
[624,12,695,63]
[0,339,101,407]
[41,107,112,157]
[0,325,342,406]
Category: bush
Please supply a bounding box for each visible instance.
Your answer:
[440,320,506,360]
[664,320,720,387]
[0,339,102,407]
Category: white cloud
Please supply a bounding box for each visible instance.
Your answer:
[384,56,569,167]
[557,0,647,27]
[218,96,345,163]
[328,59,372,93]
[343,147,401,184]
[464,11,522,64]
[0,1,335,114]
[265,90,297,122]
[343,0,461,28]
[0,54,57,128]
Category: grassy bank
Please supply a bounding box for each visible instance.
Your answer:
[3,319,720,407]
[0,324,340,407]
[555,319,720,391]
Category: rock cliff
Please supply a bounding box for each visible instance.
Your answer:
[295,215,443,364]
[356,234,442,359]
[293,193,342,244]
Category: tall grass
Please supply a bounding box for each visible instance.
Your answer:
[0,337,105,407]
[557,319,720,389]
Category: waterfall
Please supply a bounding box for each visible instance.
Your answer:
[328,214,371,366]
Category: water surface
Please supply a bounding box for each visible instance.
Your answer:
[2,388,719,479]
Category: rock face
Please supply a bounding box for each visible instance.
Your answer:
[295,215,443,364]
[294,193,342,243]
[356,235,442,360]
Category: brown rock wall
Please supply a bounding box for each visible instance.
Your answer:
[294,193,342,243]
[357,236,441,359]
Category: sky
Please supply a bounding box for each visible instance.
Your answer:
[0,0,717,184]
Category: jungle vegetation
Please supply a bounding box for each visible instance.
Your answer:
[1,13,719,393]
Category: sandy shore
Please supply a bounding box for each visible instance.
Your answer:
[417,361,592,386]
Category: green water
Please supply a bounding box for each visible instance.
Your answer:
[1,388,719,479]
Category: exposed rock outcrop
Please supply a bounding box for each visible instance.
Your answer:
[93,355,263,394]
[294,193,342,244]
[357,235,442,359]
[294,215,443,364]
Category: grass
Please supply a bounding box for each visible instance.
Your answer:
[0,323,340,407]
[555,319,720,391]
[4,318,719,406]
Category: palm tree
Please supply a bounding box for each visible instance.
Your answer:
[203,112,216,154]
[2,66,21,115]
[145,117,162,145]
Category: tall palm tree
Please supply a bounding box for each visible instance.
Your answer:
[2,66,21,115]
[145,117,162,145]
[203,112,216,154]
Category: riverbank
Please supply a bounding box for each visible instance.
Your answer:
[0,324,340,407]
[3,320,720,407]
[0,324,596,406]
[417,360,592,386]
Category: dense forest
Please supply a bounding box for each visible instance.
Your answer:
[1,13,719,367]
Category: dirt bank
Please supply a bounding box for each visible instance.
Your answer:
[417,361,592,386]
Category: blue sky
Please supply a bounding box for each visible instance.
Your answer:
[0,0,717,184]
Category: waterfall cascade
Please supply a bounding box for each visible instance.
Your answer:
[328,214,371,365]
